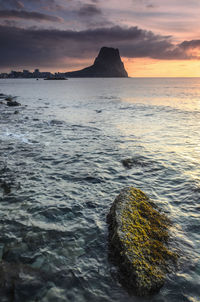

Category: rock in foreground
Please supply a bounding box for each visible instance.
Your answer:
[65,47,128,78]
[6,97,20,106]
[107,187,177,296]
[6,100,21,107]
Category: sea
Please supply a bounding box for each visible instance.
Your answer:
[0,78,200,302]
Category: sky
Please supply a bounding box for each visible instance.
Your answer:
[1,0,200,76]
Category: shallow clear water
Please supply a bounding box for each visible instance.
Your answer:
[0,78,200,302]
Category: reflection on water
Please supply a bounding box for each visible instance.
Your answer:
[0,78,200,301]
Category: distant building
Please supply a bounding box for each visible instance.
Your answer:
[10,70,22,78]
[0,69,53,79]
[0,73,8,78]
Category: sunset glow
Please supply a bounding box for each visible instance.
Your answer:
[1,0,200,76]
[124,58,200,77]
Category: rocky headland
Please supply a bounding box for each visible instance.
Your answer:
[65,47,128,78]
[107,187,178,296]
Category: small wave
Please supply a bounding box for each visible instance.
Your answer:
[49,119,64,126]
[61,174,105,184]
[119,106,133,111]
[71,124,100,132]
[100,96,118,100]
[2,130,32,144]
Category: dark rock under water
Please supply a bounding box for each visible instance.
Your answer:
[0,95,21,107]
[6,100,21,107]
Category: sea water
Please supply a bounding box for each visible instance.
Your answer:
[0,78,200,302]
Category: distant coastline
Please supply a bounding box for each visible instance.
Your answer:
[0,47,128,79]
[0,69,65,79]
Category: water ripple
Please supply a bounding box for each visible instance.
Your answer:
[1,78,200,302]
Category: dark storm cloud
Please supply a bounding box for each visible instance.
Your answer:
[26,0,65,11]
[78,4,102,16]
[146,4,156,8]
[0,0,24,9]
[179,40,200,49]
[0,25,196,69]
[0,0,62,10]
[76,3,112,27]
[0,9,62,22]
[0,0,108,25]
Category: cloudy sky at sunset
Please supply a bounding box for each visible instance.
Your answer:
[1,0,200,76]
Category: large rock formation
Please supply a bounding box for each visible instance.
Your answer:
[65,47,128,78]
[107,187,178,296]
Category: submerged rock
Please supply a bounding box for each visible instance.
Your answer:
[0,261,47,301]
[107,187,177,296]
[0,181,11,195]
[0,96,21,107]
[6,99,21,107]
[121,156,157,169]
[122,157,150,169]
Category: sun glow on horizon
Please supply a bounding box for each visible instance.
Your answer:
[123,58,200,77]
[6,57,200,78]
[49,57,200,78]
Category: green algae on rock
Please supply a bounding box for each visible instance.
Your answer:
[107,187,178,296]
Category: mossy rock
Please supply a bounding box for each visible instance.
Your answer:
[107,187,177,296]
